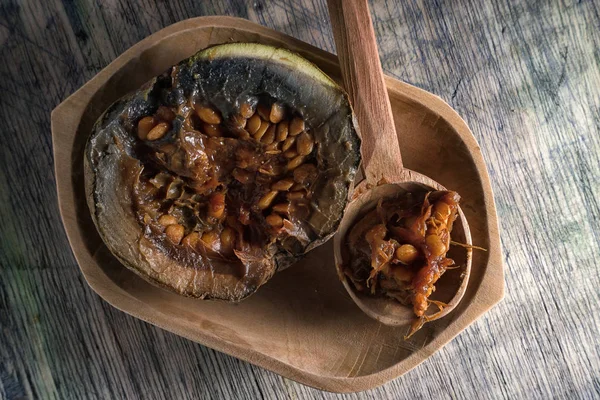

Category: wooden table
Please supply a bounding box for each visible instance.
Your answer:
[1,1,598,398]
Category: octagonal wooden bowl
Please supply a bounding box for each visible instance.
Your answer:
[51,16,504,393]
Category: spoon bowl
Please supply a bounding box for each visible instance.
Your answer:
[328,0,473,326]
[334,179,472,326]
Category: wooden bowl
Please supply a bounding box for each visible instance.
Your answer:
[51,16,504,393]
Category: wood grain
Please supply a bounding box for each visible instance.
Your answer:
[1,0,599,399]
[327,0,403,182]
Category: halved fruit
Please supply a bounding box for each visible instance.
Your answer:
[84,43,361,301]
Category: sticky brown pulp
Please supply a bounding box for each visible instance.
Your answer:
[344,191,460,317]
[127,99,318,273]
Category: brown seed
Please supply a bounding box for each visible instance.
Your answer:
[239,101,255,119]
[261,124,276,144]
[232,168,254,184]
[265,142,280,152]
[195,105,221,124]
[289,116,305,136]
[208,192,226,219]
[156,106,176,122]
[266,213,284,228]
[165,224,185,244]
[158,214,178,227]
[290,182,305,191]
[202,122,223,137]
[257,190,279,210]
[284,149,298,159]
[201,231,221,251]
[276,121,289,142]
[257,103,271,120]
[137,116,156,140]
[220,227,235,253]
[287,190,306,200]
[246,113,262,134]
[426,234,446,257]
[253,120,270,141]
[433,201,452,221]
[287,155,305,170]
[271,178,295,191]
[293,163,318,185]
[296,132,314,156]
[272,203,290,214]
[395,244,419,264]
[147,122,170,141]
[281,136,296,152]
[182,232,200,248]
[270,103,285,123]
[393,266,414,283]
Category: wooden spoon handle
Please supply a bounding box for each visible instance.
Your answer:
[327,0,404,183]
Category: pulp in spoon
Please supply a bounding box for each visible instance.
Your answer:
[343,190,461,337]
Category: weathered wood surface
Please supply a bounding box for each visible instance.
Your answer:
[0,0,598,398]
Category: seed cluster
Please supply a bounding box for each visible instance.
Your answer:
[132,98,319,259]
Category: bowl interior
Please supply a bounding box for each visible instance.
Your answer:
[52,17,502,392]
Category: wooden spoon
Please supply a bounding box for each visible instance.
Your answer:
[328,0,473,326]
